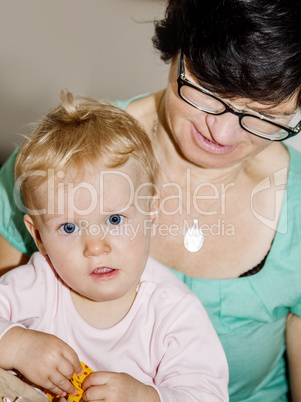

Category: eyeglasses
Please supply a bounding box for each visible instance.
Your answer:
[177,50,301,141]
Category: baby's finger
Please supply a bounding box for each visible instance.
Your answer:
[62,348,82,376]
[81,385,105,402]
[74,360,83,376]
[49,371,77,395]
[57,357,79,380]
[81,371,108,391]
[45,381,67,398]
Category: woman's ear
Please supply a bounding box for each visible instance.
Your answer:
[23,214,48,256]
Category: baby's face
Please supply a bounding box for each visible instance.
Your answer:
[27,159,156,305]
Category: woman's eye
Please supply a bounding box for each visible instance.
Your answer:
[59,223,79,234]
[106,214,125,226]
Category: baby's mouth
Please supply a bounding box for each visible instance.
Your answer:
[90,266,118,280]
[93,267,114,274]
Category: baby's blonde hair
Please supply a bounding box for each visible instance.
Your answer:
[15,90,158,207]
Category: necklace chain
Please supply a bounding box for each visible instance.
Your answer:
[153,112,205,253]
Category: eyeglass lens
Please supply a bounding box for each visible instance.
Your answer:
[179,85,289,139]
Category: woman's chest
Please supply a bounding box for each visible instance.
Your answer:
[150,138,290,279]
[150,177,285,279]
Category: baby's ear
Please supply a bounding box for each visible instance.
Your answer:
[23,214,48,256]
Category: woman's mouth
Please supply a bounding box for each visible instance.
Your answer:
[192,125,237,154]
[90,267,119,280]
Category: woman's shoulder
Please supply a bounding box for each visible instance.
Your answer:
[124,90,165,137]
[113,93,151,111]
[286,144,301,175]
[284,144,301,214]
[249,142,289,175]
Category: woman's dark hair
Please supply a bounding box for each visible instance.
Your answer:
[153,0,301,106]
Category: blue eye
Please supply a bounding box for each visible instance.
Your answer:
[107,215,125,226]
[59,223,79,234]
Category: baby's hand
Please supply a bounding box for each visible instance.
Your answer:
[81,372,160,402]
[9,327,82,396]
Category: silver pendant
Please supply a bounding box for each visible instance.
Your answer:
[184,219,204,253]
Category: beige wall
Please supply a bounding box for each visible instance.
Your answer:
[0,0,300,164]
[0,0,168,164]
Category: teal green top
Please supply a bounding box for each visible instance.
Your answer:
[169,144,301,402]
[1,94,301,401]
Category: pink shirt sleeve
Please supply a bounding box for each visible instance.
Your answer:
[147,291,229,401]
[0,254,50,340]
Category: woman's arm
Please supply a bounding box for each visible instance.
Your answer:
[0,234,29,275]
[0,367,47,402]
[286,312,301,400]
[0,149,33,273]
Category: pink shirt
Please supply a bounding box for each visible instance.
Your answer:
[0,252,229,401]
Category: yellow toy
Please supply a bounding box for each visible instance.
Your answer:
[46,362,93,402]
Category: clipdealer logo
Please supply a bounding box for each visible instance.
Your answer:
[13,167,289,237]
[250,168,288,234]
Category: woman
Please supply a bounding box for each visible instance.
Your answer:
[0,0,301,400]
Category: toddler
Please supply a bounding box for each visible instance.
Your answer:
[0,90,228,401]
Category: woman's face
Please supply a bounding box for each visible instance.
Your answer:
[164,57,298,169]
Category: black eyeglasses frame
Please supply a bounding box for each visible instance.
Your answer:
[177,50,301,141]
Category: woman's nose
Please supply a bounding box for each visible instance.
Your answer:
[205,112,243,144]
[84,236,111,257]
